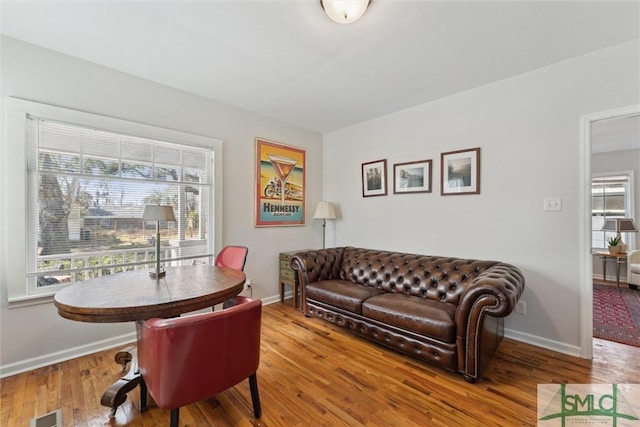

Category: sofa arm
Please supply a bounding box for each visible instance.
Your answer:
[454,263,524,381]
[291,248,344,286]
[628,250,640,265]
[456,263,525,323]
[629,250,640,282]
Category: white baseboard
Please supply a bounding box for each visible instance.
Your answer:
[262,293,286,305]
[592,274,628,283]
[1,295,587,378]
[504,328,583,358]
[0,332,137,379]
[0,292,290,378]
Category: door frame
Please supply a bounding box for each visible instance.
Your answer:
[579,104,640,359]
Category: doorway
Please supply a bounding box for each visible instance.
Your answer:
[580,106,640,358]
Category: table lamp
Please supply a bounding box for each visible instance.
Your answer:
[601,218,638,253]
[143,205,176,278]
[313,201,336,249]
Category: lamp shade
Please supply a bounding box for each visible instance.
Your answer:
[142,205,176,222]
[313,201,336,220]
[601,218,638,233]
[619,218,638,232]
[601,219,617,232]
[320,0,371,24]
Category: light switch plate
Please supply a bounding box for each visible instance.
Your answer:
[543,197,562,211]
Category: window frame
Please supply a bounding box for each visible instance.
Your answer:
[591,170,635,250]
[4,98,223,305]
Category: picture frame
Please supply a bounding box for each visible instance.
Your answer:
[393,160,432,194]
[255,138,305,227]
[440,147,480,195]
[361,159,387,197]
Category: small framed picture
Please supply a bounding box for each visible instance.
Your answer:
[441,147,480,195]
[393,160,432,194]
[361,159,387,197]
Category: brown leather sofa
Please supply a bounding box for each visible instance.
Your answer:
[291,247,525,382]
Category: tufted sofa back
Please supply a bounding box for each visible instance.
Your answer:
[339,247,498,305]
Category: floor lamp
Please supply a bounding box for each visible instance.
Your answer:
[313,201,336,249]
[143,205,176,278]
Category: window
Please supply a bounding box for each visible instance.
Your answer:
[4,99,223,302]
[592,173,634,249]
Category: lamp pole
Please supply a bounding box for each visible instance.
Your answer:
[321,218,327,249]
[142,205,175,279]
[154,220,163,277]
[313,201,336,250]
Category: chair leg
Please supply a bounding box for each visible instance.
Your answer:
[249,373,262,419]
[170,408,179,427]
[139,377,148,412]
[222,297,237,309]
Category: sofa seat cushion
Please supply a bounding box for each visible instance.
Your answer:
[306,280,385,314]
[630,263,640,274]
[362,293,457,343]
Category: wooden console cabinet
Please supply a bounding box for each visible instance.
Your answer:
[279,250,305,310]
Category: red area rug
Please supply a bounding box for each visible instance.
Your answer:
[593,282,640,347]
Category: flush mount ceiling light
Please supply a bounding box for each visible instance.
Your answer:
[320,0,371,24]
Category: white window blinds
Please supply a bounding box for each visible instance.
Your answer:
[26,115,213,292]
[592,174,632,249]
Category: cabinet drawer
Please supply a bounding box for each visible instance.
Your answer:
[280,267,296,282]
[280,259,292,272]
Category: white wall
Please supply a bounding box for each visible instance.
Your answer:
[322,39,640,355]
[2,34,639,376]
[0,36,323,375]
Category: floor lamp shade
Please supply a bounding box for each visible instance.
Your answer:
[313,202,336,249]
[313,201,336,221]
[142,205,176,278]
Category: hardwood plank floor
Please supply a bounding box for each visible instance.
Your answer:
[2,301,639,426]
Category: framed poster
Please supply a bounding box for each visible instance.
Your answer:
[255,138,305,226]
[440,147,480,195]
[361,159,387,197]
[393,160,432,194]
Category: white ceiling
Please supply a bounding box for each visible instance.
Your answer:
[1,1,639,133]
[592,114,640,154]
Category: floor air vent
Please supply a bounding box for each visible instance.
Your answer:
[30,409,62,427]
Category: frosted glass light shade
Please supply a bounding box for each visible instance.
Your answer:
[321,0,371,24]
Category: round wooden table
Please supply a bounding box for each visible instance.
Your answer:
[54,264,246,322]
[53,265,246,416]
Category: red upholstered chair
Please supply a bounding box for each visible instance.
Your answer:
[215,245,249,271]
[137,296,262,427]
[215,245,249,308]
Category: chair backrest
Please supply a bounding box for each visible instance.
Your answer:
[137,296,262,409]
[215,245,249,271]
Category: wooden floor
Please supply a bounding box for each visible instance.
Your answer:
[2,300,640,427]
